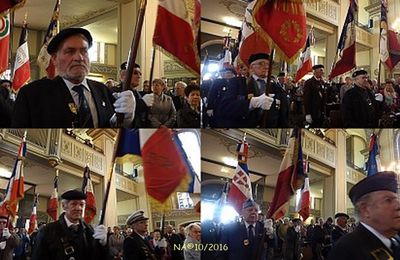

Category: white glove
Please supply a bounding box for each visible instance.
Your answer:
[249,94,274,110]
[93,225,107,246]
[112,91,136,126]
[0,241,5,250]
[158,237,167,248]
[305,114,312,124]
[206,109,214,117]
[375,93,383,102]
[2,228,10,239]
[142,94,154,107]
[9,93,16,101]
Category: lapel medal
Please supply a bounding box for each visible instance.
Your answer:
[69,103,78,114]
[243,239,249,246]
[102,101,106,107]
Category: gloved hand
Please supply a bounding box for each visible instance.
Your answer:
[305,114,312,124]
[2,228,10,239]
[264,219,274,235]
[249,94,274,110]
[375,93,383,102]
[0,241,5,250]
[206,109,214,117]
[93,225,107,246]
[142,94,154,107]
[112,91,136,126]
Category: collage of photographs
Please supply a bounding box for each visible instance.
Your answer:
[0,0,400,260]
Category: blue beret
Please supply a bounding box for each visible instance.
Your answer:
[249,53,270,65]
[61,189,87,200]
[349,171,397,204]
[47,28,93,54]
[242,199,258,209]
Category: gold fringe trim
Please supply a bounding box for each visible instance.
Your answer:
[252,0,307,64]
[0,0,26,18]
[154,44,200,77]
[146,169,191,212]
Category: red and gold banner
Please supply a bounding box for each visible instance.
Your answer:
[253,0,308,63]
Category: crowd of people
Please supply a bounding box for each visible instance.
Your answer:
[201,52,400,128]
[0,190,201,260]
[0,27,200,128]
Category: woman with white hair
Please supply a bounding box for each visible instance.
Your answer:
[183,223,201,260]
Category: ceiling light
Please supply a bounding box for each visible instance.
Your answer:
[0,167,11,178]
[222,16,242,28]
[222,157,237,167]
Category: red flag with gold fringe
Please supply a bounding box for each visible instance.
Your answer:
[252,0,309,63]
[0,0,25,16]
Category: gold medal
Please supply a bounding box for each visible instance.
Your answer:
[69,103,78,114]
[243,239,249,246]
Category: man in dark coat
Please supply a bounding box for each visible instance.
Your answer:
[331,212,349,245]
[284,218,302,260]
[328,171,400,260]
[123,210,157,260]
[341,69,377,127]
[219,199,266,260]
[12,28,136,128]
[0,80,13,127]
[303,64,326,127]
[208,54,274,127]
[32,190,108,260]
[163,225,183,260]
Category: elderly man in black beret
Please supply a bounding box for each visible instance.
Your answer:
[219,199,267,260]
[32,190,108,260]
[12,27,136,128]
[331,212,349,245]
[328,171,400,260]
[0,79,14,127]
[303,64,327,127]
[341,69,378,127]
[123,210,157,260]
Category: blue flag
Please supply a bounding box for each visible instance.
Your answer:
[367,134,379,176]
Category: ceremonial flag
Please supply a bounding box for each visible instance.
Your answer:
[237,0,270,67]
[37,0,60,79]
[12,18,30,91]
[367,133,380,177]
[220,36,232,70]
[295,29,314,82]
[0,0,25,15]
[0,133,26,218]
[81,166,96,224]
[115,129,199,210]
[252,0,308,63]
[226,135,253,214]
[28,194,38,234]
[0,14,10,74]
[153,0,200,75]
[329,0,357,80]
[46,170,58,221]
[296,175,310,221]
[267,128,305,220]
[380,0,400,71]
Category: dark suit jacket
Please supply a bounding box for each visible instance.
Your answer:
[12,76,115,127]
[219,221,265,260]
[32,213,107,260]
[328,224,394,260]
[341,85,376,127]
[303,76,326,126]
[163,233,183,260]
[331,225,347,245]
[123,232,157,260]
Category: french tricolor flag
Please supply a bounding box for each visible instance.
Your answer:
[12,18,30,91]
[329,0,357,80]
[295,29,313,82]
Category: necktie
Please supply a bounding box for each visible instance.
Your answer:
[72,85,94,127]
[257,79,266,96]
[69,224,79,233]
[248,224,254,245]
[391,237,400,259]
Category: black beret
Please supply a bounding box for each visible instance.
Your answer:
[292,218,301,224]
[334,212,349,219]
[249,53,270,65]
[312,64,324,70]
[352,69,368,78]
[242,199,258,209]
[0,79,12,85]
[184,83,200,97]
[61,189,87,200]
[349,171,397,205]
[120,61,140,70]
[277,72,286,77]
[47,28,93,54]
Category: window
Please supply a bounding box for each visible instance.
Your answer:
[177,192,194,209]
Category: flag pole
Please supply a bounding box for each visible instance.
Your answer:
[8,11,14,78]
[260,48,275,128]
[98,129,122,225]
[116,0,147,126]
[149,47,156,84]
